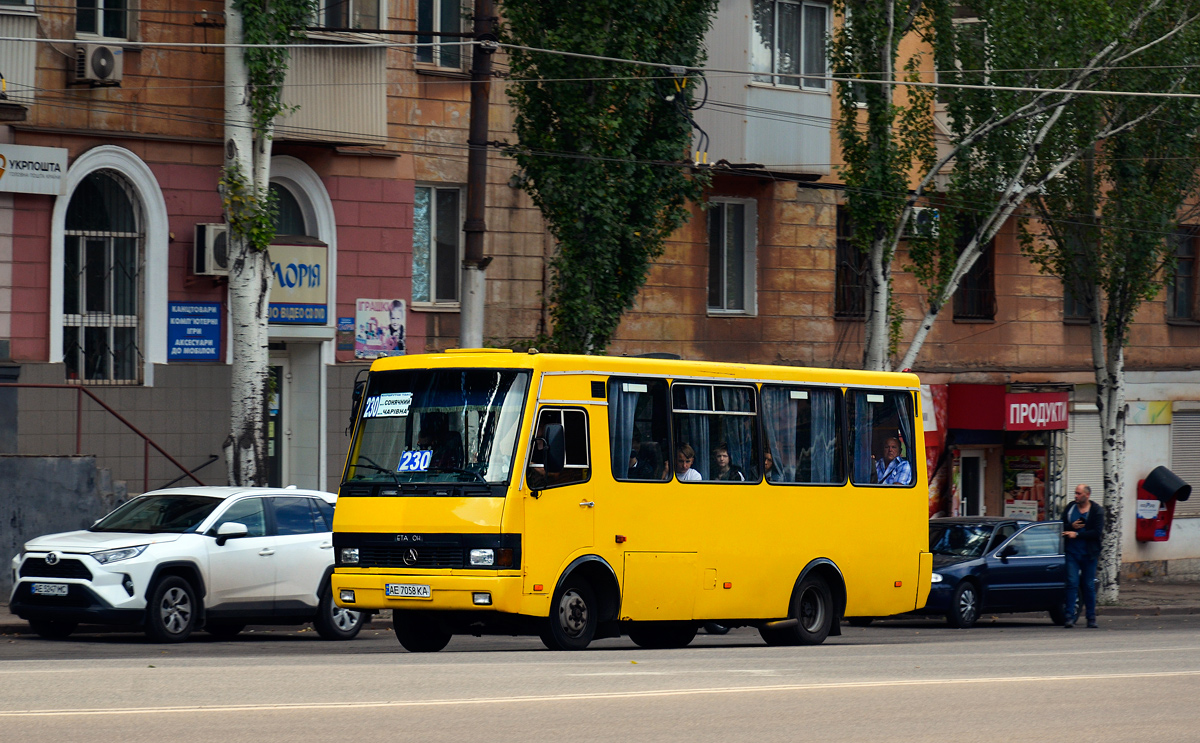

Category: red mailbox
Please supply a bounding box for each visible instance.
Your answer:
[1135,479,1176,542]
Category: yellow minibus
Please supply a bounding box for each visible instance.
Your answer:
[331,350,931,651]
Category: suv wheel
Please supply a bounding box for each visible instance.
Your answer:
[314,588,367,640]
[145,576,199,643]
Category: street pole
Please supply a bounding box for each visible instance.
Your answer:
[459,0,496,348]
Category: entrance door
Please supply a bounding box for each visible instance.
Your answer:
[521,406,594,594]
[960,450,985,516]
[267,358,290,488]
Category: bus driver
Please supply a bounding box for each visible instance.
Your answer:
[875,438,913,485]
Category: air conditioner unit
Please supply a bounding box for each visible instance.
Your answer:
[71,44,123,86]
[194,223,230,276]
[903,206,940,240]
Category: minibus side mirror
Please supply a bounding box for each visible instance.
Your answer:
[544,424,566,474]
[348,368,369,434]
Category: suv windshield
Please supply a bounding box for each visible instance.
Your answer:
[929,523,994,558]
[90,494,222,534]
[345,368,530,486]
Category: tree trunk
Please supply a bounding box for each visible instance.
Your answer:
[1092,298,1125,604]
[222,0,274,485]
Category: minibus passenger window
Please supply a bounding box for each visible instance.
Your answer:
[847,390,916,487]
[609,378,671,481]
[671,383,759,483]
[527,407,591,490]
[760,386,843,484]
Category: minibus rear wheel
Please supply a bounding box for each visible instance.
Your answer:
[541,578,597,650]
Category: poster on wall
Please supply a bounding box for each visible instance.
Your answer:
[1004,449,1048,519]
[355,298,406,359]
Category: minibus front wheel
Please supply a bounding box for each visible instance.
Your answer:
[541,578,598,651]
[394,610,452,653]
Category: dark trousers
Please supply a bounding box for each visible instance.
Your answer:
[1065,550,1098,622]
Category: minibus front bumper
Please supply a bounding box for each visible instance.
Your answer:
[331,572,526,613]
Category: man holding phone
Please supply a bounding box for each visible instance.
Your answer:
[1062,483,1105,628]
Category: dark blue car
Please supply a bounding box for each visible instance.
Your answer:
[921,517,1069,628]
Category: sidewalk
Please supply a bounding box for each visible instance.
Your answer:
[2,581,1197,635]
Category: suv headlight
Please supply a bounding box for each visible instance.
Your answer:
[931,572,944,583]
[92,545,148,565]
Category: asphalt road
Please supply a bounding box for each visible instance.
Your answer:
[2,614,1199,742]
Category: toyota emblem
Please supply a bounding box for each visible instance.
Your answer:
[402,548,418,566]
[45,552,60,566]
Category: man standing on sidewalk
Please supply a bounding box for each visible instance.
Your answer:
[1063,484,1105,628]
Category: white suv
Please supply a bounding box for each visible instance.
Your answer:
[9,486,368,643]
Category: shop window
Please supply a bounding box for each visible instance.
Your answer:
[1166,226,1198,321]
[847,389,916,487]
[760,385,843,484]
[609,378,672,482]
[526,407,590,490]
[707,199,757,314]
[413,185,462,307]
[63,169,143,384]
[270,183,309,237]
[750,0,830,90]
[671,383,760,483]
[76,0,129,39]
[416,0,464,69]
[835,206,867,318]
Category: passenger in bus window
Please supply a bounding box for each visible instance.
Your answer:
[674,444,702,481]
[763,450,780,483]
[631,441,665,481]
[712,444,745,481]
[874,437,913,485]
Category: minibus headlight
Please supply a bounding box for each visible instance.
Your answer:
[931,572,943,583]
[340,589,356,603]
[469,549,495,566]
[472,592,492,605]
[340,547,360,564]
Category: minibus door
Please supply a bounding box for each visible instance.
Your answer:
[522,407,595,593]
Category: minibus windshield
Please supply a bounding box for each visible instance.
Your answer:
[344,368,529,486]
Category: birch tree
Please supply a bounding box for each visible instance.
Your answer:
[1021,64,1200,601]
[834,0,1200,371]
[221,0,314,485]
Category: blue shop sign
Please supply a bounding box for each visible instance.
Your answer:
[168,302,222,361]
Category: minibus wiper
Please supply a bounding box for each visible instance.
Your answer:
[350,458,402,487]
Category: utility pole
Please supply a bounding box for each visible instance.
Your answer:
[459,0,496,348]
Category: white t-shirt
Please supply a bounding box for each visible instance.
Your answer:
[677,468,702,482]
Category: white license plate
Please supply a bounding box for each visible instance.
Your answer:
[32,583,69,597]
[385,583,432,599]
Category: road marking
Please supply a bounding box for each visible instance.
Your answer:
[3,669,1200,717]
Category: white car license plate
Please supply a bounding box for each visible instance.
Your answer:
[32,583,69,597]
[385,583,431,599]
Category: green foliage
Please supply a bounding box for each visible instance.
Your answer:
[501,0,717,354]
[237,0,318,132]
[220,162,279,253]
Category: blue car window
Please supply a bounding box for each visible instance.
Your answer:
[1007,523,1062,556]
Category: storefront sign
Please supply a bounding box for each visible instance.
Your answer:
[0,144,67,195]
[268,241,328,325]
[355,298,405,359]
[1128,401,1172,426]
[1005,392,1069,431]
[167,302,222,361]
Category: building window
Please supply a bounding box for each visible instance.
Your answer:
[271,183,309,237]
[413,185,462,306]
[314,0,379,30]
[750,0,829,90]
[63,170,142,383]
[417,0,463,69]
[707,199,757,314]
[835,206,867,318]
[76,0,128,38]
[953,227,995,321]
[1063,280,1088,322]
[1167,226,1197,321]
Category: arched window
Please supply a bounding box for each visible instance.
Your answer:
[271,182,310,237]
[63,170,143,383]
